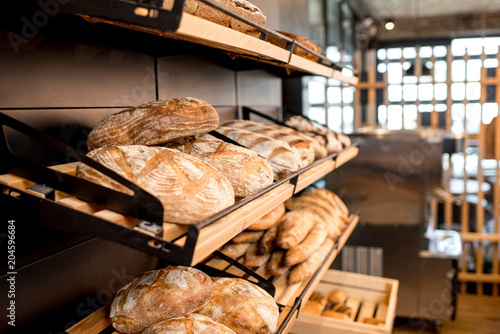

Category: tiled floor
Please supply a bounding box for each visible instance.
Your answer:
[393,294,500,334]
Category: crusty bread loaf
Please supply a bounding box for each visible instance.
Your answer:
[210,126,303,179]
[110,266,214,333]
[248,203,285,230]
[197,277,279,334]
[87,98,219,151]
[259,220,279,254]
[163,136,273,197]
[244,242,271,267]
[328,289,346,304]
[220,242,252,259]
[276,210,321,249]
[302,291,328,315]
[302,188,349,219]
[284,201,342,239]
[232,230,264,244]
[142,313,236,334]
[164,0,265,37]
[283,223,328,266]
[267,31,322,62]
[288,237,334,284]
[76,145,234,224]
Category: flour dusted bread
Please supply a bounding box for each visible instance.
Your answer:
[197,277,279,334]
[142,313,236,334]
[163,136,273,197]
[87,97,219,150]
[110,266,214,333]
[211,126,303,179]
[75,145,234,224]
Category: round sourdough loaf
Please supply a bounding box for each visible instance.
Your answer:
[163,137,273,197]
[75,145,235,224]
[141,313,236,334]
[87,97,219,151]
[197,277,279,334]
[110,266,214,334]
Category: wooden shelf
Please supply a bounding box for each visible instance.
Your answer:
[80,12,358,84]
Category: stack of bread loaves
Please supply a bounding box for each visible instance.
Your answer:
[77,97,275,224]
[110,266,279,333]
[220,188,350,285]
[284,115,351,154]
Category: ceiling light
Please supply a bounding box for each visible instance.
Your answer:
[385,19,395,31]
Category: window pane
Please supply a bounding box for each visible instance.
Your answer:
[451,83,465,101]
[419,104,433,113]
[451,60,465,82]
[434,60,447,82]
[466,59,482,82]
[343,106,354,133]
[342,87,354,104]
[451,103,465,134]
[484,58,499,68]
[435,83,447,101]
[388,85,402,102]
[466,103,481,133]
[327,87,341,104]
[403,105,417,129]
[451,39,466,57]
[327,106,342,132]
[326,46,342,62]
[466,39,483,56]
[377,48,387,60]
[433,45,447,57]
[484,37,500,55]
[403,76,418,84]
[387,63,403,84]
[387,105,403,130]
[419,84,434,101]
[435,104,447,112]
[308,107,326,124]
[308,80,325,104]
[419,46,433,58]
[403,84,417,102]
[466,82,481,101]
[483,103,498,124]
[387,48,402,60]
[403,47,417,59]
[378,105,387,126]
[377,63,387,73]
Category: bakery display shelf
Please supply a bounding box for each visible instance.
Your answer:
[65,214,360,334]
[290,270,399,334]
[13,0,358,83]
[0,112,358,267]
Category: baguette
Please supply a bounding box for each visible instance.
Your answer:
[259,221,280,254]
[87,97,219,150]
[110,266,213,333]
[220,242,252,259]
[275,210,319,249]
[284,202,342,239]
[288,238,334,284]
[244,242,271,267]
[302,291,328,315]
[76,145,234,225]
[210,126,303,179]
[231,230,264,244]
[283,223,328,266]
[248,203,285,231]
[302,188,349,218]
[266,250,289,276]
[163,136,273,197]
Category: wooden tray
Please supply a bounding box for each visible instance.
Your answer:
[290,270,399,334]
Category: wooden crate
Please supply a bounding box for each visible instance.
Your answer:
[291,270,398,334]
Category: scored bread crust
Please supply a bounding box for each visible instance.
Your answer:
[110,267,214,333]
[197,277,279,334]
[163,136,273,197]
[75,145,235,224]
[141,313,236,334]
[87,97,219,151]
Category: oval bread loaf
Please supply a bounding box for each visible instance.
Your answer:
[284,223,328,266]
[141,313,236,334]
[110,266,214,333]
[211,126,303,180]
[275,210,320,249]
[163,136,273,197]
[197,277,279,334]
[288,238,334,284]
[248,203,285,231]
[75,145,235,224]
[87,97,219,150]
